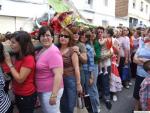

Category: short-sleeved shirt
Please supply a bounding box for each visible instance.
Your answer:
[35,44,63,92]
[13,55,36,96]
[76,42,87,54]
[136,45,150,77]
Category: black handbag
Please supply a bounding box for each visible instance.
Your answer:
[83,94,93,112]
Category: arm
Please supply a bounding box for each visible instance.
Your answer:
[88,48,95,86]
[51,67,63,96]
[133,54,143,65]
[4,52,32,83]
[72,52,82,93]
[72,46,87,64]
[78,52,87,64]
[49,67,63,105]
[9,66,31,84]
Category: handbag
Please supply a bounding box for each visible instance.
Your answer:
[83,94,93,112]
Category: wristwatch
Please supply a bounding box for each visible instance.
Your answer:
[77,52,81,56]
[8,64,14,68]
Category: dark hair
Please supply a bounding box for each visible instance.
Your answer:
[11,31,35,59]
[37,26,53,41]
[97,26,105,31]
[5,32,12,40]
[107,28,114,37]
[136,30,141,37]
[143,60,150,72]
[0,42,4,63]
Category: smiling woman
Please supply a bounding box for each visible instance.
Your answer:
[58,28,82,113]
[35,26,64,113]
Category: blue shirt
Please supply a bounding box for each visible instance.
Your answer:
[82,44,95,72]
[136,45,150,77]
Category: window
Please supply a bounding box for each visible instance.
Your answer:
[133,0,136,8]
[146,5,148,14]
[104,0,108,6]
[85,0,93,8]
[88,0,92,4]
[140,1,143,12]
[86,0,92,5]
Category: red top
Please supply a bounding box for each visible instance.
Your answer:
[12,55,36,96]
[1,62,10,73]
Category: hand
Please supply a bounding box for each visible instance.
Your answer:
[124,59,128,65]
[88,78,94,86]
[72,46,80,54]
[49,97,57,105]
[4,51,12,66]
[139,57,149,63]
[77,83,83,94]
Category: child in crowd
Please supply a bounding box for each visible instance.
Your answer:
[98,29,113,75]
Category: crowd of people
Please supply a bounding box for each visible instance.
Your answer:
[0,25,150,113]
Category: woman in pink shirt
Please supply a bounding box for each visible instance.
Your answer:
[35,26,64,113]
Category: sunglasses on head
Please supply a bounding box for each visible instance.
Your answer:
[59,34,70,38]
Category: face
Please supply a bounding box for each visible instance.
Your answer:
[72,32,79,41]
[80,33,87,43]
[59,31,70,45]
[40,30,53,48]
[97,29,104,39]
[123,28,129,36]
[10,38,21,53]
[115,29,120,38]
[90,30,96,41]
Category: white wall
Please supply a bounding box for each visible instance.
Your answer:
[0,16,33,33]
[0,0,49,18]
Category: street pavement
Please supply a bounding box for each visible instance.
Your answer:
[13,79,135,113]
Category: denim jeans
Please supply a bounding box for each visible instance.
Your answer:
[98,66,111,100]
[84,67,100,113]
[38,89,63,113]
[60,76,77,113]
[15,92,37,113]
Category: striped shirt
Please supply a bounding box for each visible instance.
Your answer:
[0,67,11,113]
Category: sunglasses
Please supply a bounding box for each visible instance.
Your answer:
[59,34,70,38]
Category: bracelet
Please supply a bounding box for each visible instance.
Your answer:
[8,64,14,69]
[50,93,57,98]
[77,52,81,56]
[76,83,81,85]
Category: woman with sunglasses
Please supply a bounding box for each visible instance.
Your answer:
[35,26,64,113]
[58,28,82,113]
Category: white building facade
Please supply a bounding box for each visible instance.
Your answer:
[71,0,116,27]
[0,0,49,33]
[128,0,150,28]
[71,0,150,28]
